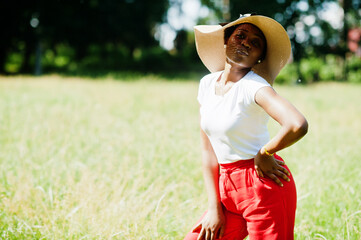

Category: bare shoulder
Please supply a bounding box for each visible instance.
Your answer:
[254,85,280,105]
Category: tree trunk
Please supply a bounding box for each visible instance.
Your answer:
[34,40,42,75]
[21,39,35,73]
[0,49,7,73]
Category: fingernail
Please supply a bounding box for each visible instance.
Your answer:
[281,183,284,187]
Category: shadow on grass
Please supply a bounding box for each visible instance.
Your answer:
[59,69,208,82]
[0,69,208,82]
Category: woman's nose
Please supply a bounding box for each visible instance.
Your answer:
[242,38,251,49]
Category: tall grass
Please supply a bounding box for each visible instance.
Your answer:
[0,75,360,239]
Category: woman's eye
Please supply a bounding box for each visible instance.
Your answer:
[252,40,260,47]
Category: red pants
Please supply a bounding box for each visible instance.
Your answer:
[184,155,297,240]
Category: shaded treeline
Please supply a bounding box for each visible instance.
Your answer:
[1,0,188,74]
[1,0,360,81]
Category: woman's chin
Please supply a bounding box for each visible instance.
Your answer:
[226,57,253,69]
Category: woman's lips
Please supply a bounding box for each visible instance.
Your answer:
[236,48,249,56]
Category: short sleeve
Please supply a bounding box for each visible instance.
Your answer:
[197,75,207,105]
[243,72,272,104]
[197,72,221,105]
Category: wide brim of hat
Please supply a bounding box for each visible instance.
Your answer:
[194,15,291,84]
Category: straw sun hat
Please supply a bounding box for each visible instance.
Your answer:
[194,14,292,84]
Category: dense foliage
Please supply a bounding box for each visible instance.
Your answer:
[1,0,360,83]
[1,0,169,73]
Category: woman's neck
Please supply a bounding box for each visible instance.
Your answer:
[221,58,251,84]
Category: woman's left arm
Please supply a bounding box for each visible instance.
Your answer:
[254,86,308,186]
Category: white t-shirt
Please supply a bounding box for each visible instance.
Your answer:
[198,70,271,164]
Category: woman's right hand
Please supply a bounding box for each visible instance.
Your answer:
[192,207,226,240]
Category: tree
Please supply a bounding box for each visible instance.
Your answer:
[198,0,360,61]
[0,0,169,73]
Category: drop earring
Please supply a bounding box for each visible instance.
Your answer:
[257,59,262,64]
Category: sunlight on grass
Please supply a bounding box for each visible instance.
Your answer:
[0,75,360,239]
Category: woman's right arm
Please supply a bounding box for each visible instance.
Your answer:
[192,126,225,240]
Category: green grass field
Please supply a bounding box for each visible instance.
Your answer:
[1,74,360,239]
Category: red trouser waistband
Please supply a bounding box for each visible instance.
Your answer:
[219,154,283,173]
[219,158,254,172]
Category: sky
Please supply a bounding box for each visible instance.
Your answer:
[155,0,346,50]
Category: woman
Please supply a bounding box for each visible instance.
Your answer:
[184,14,308,240]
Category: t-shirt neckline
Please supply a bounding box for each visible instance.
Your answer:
[213,70,252,97]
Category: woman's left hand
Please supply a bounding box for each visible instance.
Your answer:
[254,151,290,187]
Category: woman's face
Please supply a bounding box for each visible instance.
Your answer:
[225,23,266,68]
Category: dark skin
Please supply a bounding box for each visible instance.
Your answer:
[193,23,308,240]
[215,23,267,96]
[225,23,266,69]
